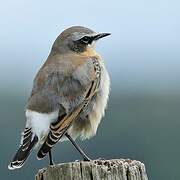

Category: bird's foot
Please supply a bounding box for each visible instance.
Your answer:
[49,160,54,166]
[83,156,91,161]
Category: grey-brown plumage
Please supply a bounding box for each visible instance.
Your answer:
[8,26,110,170]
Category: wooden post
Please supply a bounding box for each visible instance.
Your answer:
[35,159,148,180]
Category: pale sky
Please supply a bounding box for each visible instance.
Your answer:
[0,0,180,95]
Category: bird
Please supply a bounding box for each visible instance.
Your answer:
[8,26,110,170]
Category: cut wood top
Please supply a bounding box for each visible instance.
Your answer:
[35,159,148,180]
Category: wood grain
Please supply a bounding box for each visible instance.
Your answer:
[35,159,148,180]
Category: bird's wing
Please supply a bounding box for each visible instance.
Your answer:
[8,128,38,170]
[37,57,101,160]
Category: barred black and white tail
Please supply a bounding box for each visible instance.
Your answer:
[8,128,38,170]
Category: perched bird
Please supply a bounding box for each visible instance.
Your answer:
[8,26,110,170]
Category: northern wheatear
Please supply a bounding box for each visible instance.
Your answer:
[8,26,110,170]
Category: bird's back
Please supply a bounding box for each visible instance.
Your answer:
[27,52,99,114]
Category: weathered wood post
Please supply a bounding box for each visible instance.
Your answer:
[35,159,148,180]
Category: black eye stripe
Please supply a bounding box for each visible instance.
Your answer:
[80,36,91,44]
[82,36,89,41]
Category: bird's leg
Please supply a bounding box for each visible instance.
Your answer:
[65,133,91,161]
[49,150,54,165]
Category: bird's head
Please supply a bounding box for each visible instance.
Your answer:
[52,26,111,54]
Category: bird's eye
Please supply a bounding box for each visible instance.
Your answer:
[80,36,90,44]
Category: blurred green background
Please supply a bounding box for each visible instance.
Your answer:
[1,0,180,180]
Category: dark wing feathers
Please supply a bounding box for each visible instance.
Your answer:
[8,128,38,170]
[37,58,101,159]
[37,79,99,159]
[21,128,33,151]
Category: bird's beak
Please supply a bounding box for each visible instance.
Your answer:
[93,33,111,41]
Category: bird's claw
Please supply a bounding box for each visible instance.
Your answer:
[83,157,91,161]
